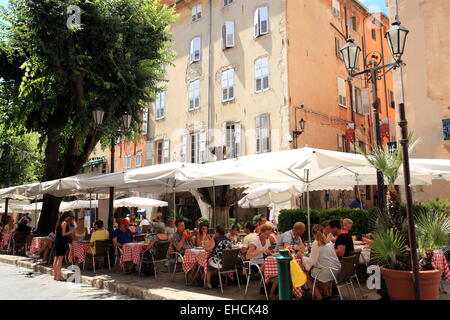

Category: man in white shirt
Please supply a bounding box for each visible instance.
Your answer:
[241,222,258,258]
[139,215,150,227]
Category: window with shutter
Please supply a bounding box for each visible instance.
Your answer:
[335,38,343,59]
[155,141,163,164]
[255,116,261,153]
[254,7,269,38]
[223,21,235,49]
[354,87,363,114]
[156,92,165,120]
[338,77,347,107]
[255,57,269,93]
[223,0,234,7]
[190,133,200,163]
[192,4,202,22]
[190,37,201,63]
[332,0,341,18]
[221,68,235,102]
[361,88,371,114]
[349,17,357,32]
[189,80,200,111]
[135,153,142,168]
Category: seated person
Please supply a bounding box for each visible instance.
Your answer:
[194,223,211,247]
[340,218,353,234]
[16,219,33,247]
[303,224,341,300]
[254,215,268,234]
[147,222,169,249]
[171,220,194,256]
[321,220,336,243]
[246,224,276,298]
[329,220,355,259]
[112,219,133,248]
[72,217,88,241]
[32,232,56,263]
[226,225,240,244]
[275,222,306,252]
[241,222,258,258]
[205,226,232,289]
[165,218,176,240]
[87,220,110,256]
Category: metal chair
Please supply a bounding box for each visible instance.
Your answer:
[13,232,29,255]
[207,248,241,294]
[243,260,268,300]
[139,241,170,278]
[168,240,188,284]
[350,251,366,299]
[114,246,122,266]
[312,255,358,300]
[84,240,111,272]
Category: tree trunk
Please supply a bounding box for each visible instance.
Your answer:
[37,194,62,234]
[386,188,402,233]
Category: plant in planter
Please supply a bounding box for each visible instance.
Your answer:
[360,137,447,299]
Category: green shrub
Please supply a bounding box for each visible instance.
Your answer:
[278,209,320,233]
[278,208,371,235]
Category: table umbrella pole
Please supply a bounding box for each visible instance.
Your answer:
[172,188,176,221]
[306,169,311,244]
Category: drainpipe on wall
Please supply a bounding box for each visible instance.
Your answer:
[207,0,214,162]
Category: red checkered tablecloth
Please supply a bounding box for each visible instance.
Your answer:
[263,256,303,299]
[433,249,450,282]
[1,233,12,249]
[29,236,48,255]
[68,241,91,264]
[129,226,137,233]
[120,242,148,266]
[182,249,210,273]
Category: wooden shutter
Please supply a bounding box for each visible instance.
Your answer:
[361,88,371,114]
[225,21,235,48]
[261,114,270,152]
[146,141,153,166]
[255,115,261,153]
[259,7,269,35]
[163,138,170,163]
[180,134,187,162]
[254,9,259,37]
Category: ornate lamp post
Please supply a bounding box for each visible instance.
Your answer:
[92,108,132,231]
[342,20,419,299]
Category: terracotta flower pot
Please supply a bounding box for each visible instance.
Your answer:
[381,267,442,300]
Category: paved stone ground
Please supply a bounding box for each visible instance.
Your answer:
[0,254,448,300]
[0,263,133,300]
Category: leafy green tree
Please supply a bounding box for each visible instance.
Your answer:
[0,124,44,188]
[0,0,176,232]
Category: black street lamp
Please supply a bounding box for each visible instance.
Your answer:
[342,20,420,300]
[92,108,132,231]
[293,105,306,149]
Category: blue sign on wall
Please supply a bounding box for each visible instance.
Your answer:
[443,119,450,140]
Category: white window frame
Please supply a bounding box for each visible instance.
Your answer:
[354,87,363,114]
[180,134,187,162]
[155,91,166,120]
[332,0,341,18]
[162,138,170,164]
[135,153,142,168]
[223,0,234,7]
[349,16,357,32]
[221,68,235,102]
[255,57,269,93]
[338,77,347,107]
[190,132,200,164]
[146,141,153,166]
[188,80,201,111]
[155,140,164,165]
[254,7,269,38]
[335,37,343,60]
[222,21,235,49]
[124,155,132,170]
[191,4,202,22]
[256,114,270,153]
[190,37,201,63]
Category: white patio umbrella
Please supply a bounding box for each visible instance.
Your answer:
[113,197,168,208]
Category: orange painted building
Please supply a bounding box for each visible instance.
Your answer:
[288,0,396,153]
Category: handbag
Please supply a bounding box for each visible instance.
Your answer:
[287,250,307,287]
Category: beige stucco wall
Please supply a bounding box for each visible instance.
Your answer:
[151,0,289,162]
[387,0,450,201]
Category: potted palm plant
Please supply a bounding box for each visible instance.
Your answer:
[358,139,448,300]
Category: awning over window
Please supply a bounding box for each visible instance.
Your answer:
[83,157,106,168]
